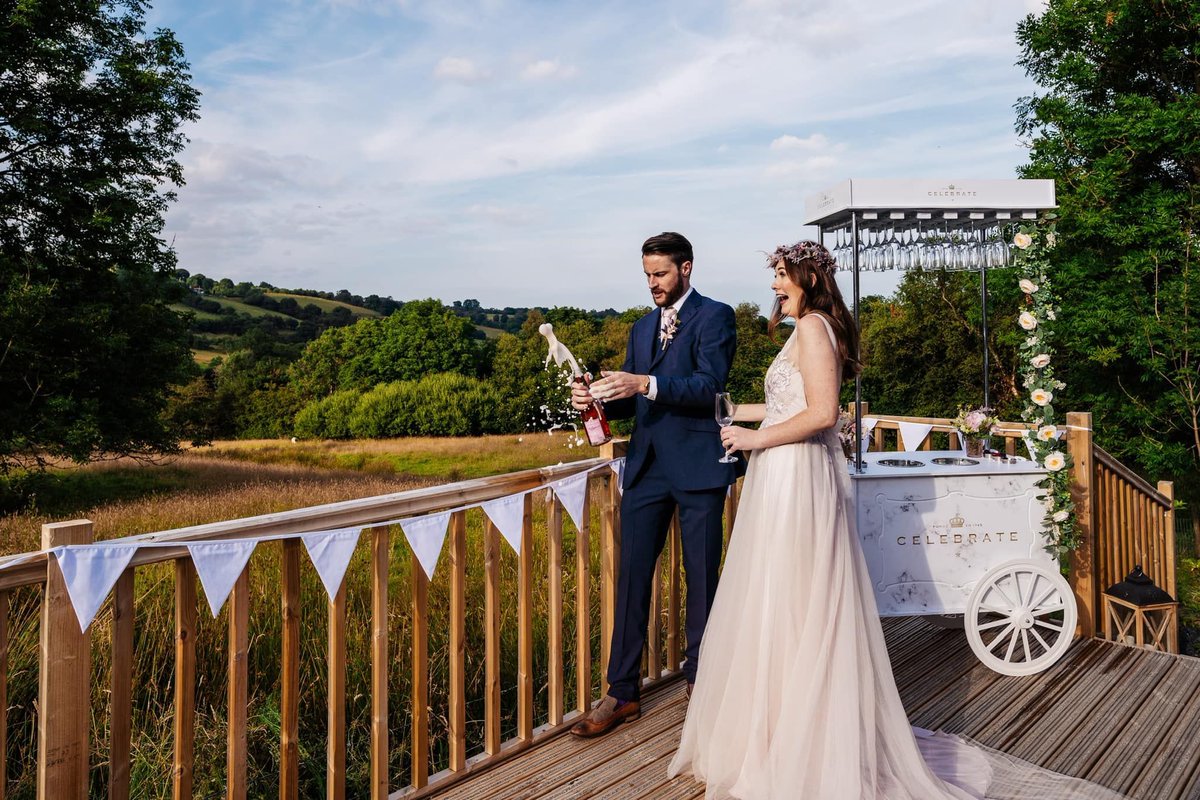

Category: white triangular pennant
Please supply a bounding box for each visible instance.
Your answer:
[898,422,933,452]
[860,418,879,454]
[483,493,527,553]
[55,545,139,633]
[187,540,257,618]
[302,528,362,600]
[399,512,451,580]
[551,472,589,531]
[610,458,626,495]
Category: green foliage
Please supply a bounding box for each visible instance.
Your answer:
[727,303,780,404]
[1016,0,1200,514]
[856,271,1021,419]
[0,0,201,471]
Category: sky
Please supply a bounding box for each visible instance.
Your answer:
[149,0,1049,312]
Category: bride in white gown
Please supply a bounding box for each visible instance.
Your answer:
[667,241,1125,800]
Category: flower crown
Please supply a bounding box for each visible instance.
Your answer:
[768,240,837,277]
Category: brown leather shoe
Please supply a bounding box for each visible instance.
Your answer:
[569,695,641,738]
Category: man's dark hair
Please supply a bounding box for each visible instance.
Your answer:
[641,232,693,268]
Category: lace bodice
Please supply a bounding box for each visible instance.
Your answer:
[761,316,840,431]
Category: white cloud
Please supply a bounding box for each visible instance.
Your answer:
[770,133,831,151]
[521,59,577,80]
[433,56,489,83]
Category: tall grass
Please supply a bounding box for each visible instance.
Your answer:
[0,435,609,798]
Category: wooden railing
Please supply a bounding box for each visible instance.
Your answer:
[0,413,1180,797]
[0,441,702,800]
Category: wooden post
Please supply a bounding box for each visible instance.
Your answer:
[647,558,661,681]
[598,442,618,695]
[228,569,249,800]
[0,592,8,800]
[38,520,93,800]
[326,579,346,800]
[1159,481,1176,602]
[371,529,389,800]
[666,515,681,673]
[483,519,501,755]
[280,541,301,800]
[109,570,135,800]
[1067,411,1096,637]
[448,512,467,771]
[546,490,564,727]
[411,551,429,789]
[173,558,197,800]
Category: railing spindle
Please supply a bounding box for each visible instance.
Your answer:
[448,512,467,771]
[0,591,7,800]
[371,529,389,800]
[575,491,591,714]
[228,568,249,800]
[411,550,429,789]
[326,578,346,800]
[667,515,681,673]
[483,518,501,755]
[109,570,134,800]
[599,467,617,694]
[546,490,564,726]
[647,555,661,681]
[173,558,197,800]
[280,541,301,800]
[518,494,534,742]
[1160,481,1176,598]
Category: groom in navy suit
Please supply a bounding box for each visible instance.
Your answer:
[570,231,737,737]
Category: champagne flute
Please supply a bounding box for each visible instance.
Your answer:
[715,393,738,463]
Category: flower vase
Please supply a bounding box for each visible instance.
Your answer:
[963,436,984,457]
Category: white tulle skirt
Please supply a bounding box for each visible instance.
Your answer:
[667,436,1126,800]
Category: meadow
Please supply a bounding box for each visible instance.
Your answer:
[0,433,606,798]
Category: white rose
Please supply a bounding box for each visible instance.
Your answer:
[1019,312,1038,331]
[1043,451,1066,471]
[1052,509,1070,522]
[1031,388,1053,406]
[1013,232,1033,250]
[1037,425,1058,441]
[1019,279,1039,294]
[1031,354,1051,368]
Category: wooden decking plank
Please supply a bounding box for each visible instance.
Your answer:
[1039,648,1179,776]
[435,689,686,800]
[1125,658,1200,800]
[542,719,684,799]
[903,660,1001,730]
[1086,656,1200,794]
[891,631,979,711]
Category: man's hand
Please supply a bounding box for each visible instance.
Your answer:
[589,370,646,402]
[570,374,595,411]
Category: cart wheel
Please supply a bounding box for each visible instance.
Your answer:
[965,559,1077,676]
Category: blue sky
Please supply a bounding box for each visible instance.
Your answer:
[150,0,1047,311]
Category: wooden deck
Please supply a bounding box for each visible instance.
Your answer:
[428,618,1200,799]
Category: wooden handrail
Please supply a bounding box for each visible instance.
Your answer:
[1094,446,1172,509]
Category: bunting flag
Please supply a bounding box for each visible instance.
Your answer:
[187,540,257,618]
[610,457,626,495]
[482,492,527,553]
[302,528,362,600]
[860,418,879,454]
[898,421,933,452]
[399,512,451,580]
[54,544,139,633]
[551,471,589,531]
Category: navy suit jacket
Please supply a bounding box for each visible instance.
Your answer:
[605,291,737,492]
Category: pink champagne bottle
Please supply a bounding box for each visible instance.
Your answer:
[575,374,612,446]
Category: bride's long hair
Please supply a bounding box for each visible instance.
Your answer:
[767,240,862,376]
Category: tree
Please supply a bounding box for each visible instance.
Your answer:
[1016,1,1200,519]
[0,0,201,472]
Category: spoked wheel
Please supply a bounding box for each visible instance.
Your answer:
[965,559,1077,676]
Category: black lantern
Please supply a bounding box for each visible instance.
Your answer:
[1102,565,1179,653]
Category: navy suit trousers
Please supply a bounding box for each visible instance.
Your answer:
[606,447,726,701]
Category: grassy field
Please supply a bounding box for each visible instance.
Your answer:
[264,292,381,317]
[0,434,608,798]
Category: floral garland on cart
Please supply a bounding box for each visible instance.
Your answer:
[1013,213,1077,553]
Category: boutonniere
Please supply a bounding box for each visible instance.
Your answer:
[660,315,681,351]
